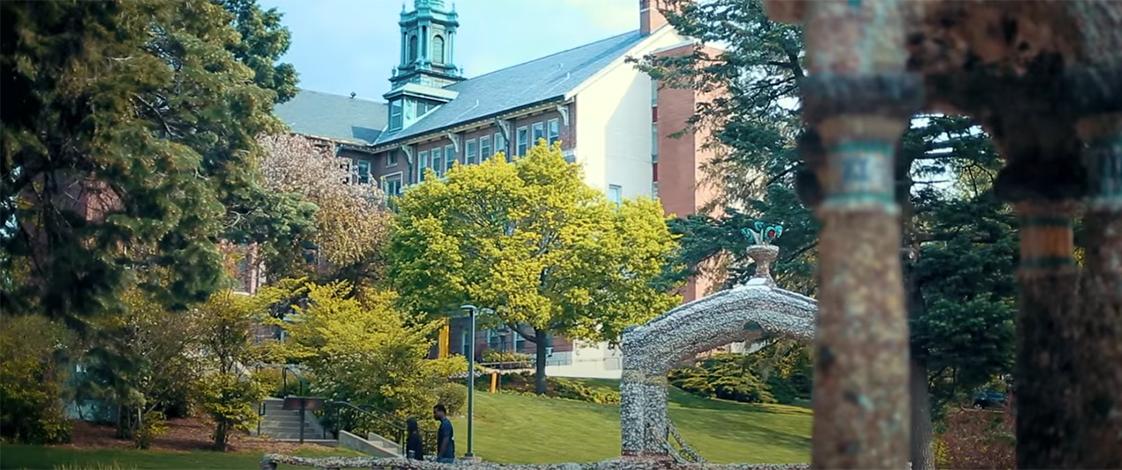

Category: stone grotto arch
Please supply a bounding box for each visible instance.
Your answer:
[619,243,817,461]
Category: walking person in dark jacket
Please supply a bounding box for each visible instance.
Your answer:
[433,404,455,463]
[405,417,425,461]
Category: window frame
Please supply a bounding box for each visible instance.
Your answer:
[479,135,492,161]
[443,144,455,173]
[515,126,529,156]
[465,138,478,165]
[547,118,560,146]
[382,172,404,197]
[429,149,443,179]
[387,150,398,167]
[494,132,505,157]
[355,159,371,185]
[531,121,545,146]
[608,184,623,205]
[389,100,403,131]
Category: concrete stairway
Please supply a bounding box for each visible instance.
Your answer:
[253,397,334,443]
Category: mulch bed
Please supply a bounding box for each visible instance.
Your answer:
[61,417,333,454]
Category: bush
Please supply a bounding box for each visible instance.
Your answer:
[481,351,534,369]
[435,383,466,415]
[255,367,312,398]
[478,372,621,404]
[133,411,168,449]
[936,403,1015,469]
[195,372,265,450]
[0,315,72,444]
[667,345,812,405]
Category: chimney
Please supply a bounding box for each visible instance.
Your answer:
[640,0,667,35]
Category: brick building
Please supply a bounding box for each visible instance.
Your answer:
[274,0,720,377]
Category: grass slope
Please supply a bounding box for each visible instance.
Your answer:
[451,380,811,464]
[0,445,364,470]
[2,382,810,468]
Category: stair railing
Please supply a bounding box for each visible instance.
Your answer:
[320,400,437,457]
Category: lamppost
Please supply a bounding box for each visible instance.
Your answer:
[459,305,490,459]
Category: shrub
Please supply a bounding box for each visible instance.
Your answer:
[435,383,466,415]
[481,350,534,369]
[133,411,168,449]
[195,372,265,450]
[936,402,1015,469]
[479,372,621,404]
[0,315,72,444]
[552,378,620,404]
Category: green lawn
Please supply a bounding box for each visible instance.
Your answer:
[0,445,365,470]
[2,382,810,468]
[450,380,812,464]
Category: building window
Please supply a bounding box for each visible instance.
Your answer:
[531,121,545,146]
[408,35,418,63]
[479,135,492,161]
[651,125,659,163]
[382,173,404,196]
[355,159,371,185]
[608,184,623,205]
[547,119,560,146]
[651,78,659,106]
[515,126,528,155]
[339,158,352,184]
[418,150,429,181]
[432,35,445,64]
[652,181,659,198]
[389,100,403,131]
[443,144,455,173]
[430,149,443,178]
[465,139,478,165]
[387,151,398,167]
[494,132,506,157]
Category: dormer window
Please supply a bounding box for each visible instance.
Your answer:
[432,35,445,64]
[389,99,403,131]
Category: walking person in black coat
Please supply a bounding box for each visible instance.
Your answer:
[405,417,425,460]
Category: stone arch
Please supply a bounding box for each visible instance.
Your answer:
[619,245,817,459]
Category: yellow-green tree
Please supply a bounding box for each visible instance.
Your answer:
[282,282,465,430]
[389,143,681,393]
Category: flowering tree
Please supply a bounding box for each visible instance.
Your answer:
[258,134,390,280]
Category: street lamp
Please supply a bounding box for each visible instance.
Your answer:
[459,304,483,459]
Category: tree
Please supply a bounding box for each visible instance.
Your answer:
[389,143,681,393]
[0,0,310,325]
[193,288,281,450]
[639,2,1018,468]
[258,134,390,282]
[282,281,465,433]
[216,0,299,104]
[0,315,72,444]
[78,288,201,439]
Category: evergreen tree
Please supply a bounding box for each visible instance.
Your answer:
[1,0,310,324]
[216,0,299,104]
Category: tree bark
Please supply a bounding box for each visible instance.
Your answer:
[214,421,228,451]
[534,328,548,395]
[909,358,935,470]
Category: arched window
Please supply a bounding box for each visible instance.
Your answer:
[407,35,418,62]
[432,35,445,64]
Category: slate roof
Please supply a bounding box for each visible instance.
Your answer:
[374,29,646,145]
[274,90,388,145]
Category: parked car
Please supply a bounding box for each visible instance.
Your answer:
[972,390,1006,409]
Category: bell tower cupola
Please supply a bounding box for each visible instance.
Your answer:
[392,0,462,90]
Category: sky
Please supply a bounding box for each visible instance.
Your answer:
[261,0,639,101]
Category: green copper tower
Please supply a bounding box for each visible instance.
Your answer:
[392,0,462,90]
